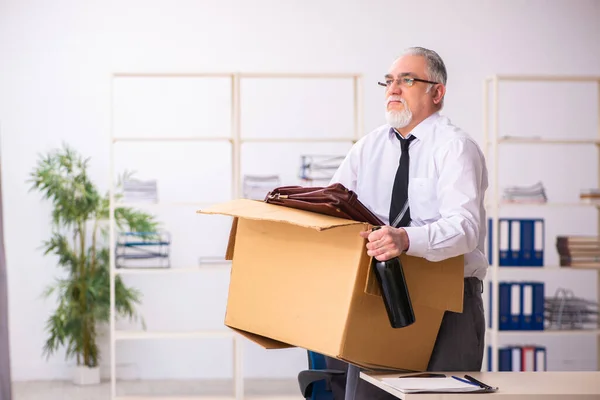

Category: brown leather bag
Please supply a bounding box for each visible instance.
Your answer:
[264,183,383,226]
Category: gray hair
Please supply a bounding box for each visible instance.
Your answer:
[402,46,447,85]
[400,46,447,104]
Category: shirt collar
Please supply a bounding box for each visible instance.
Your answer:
[388,111,441,141]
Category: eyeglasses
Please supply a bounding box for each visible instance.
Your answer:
[378,76,439,88]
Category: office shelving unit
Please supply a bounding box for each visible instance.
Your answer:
[108,72,362,399]
[483,74,600,372]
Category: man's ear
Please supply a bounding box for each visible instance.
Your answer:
[432,84,445,105]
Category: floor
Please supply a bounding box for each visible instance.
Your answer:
[12,378,304,400]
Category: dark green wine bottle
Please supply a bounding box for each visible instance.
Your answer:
[371,227,415,328]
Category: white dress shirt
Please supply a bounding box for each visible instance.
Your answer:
[330,112,489,280]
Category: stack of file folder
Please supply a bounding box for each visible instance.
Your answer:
[556,235,600,268]
[545,287,598,330]
[122,178,159,203]
[488,345,547,371]
[488,218,544,267]
[489,281,544,330]
[298,155,344,184]
[242,174,281,201]
[115,231,171,269]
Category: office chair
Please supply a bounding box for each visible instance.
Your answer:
[297,351,345,400]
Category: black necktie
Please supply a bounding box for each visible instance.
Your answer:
[389,134,416,227]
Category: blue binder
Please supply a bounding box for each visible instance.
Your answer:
[498,347,512,371]
[520,281,545,330]
[487,218,544,267]
[520,219,544,266]
[509,282,521,330]
[498,282,511,330]
[498,346,523,371]
[488,282,492,328]
[511,347,523,371]
[488,218,510,266]
[520,282,533,330]
[497,281,543,331]
[534,347,547,371]
[532,282,545,330]
[496,346,547,371]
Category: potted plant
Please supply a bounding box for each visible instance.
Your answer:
[29,144,158,385]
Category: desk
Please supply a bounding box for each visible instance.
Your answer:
[360,371,600,399]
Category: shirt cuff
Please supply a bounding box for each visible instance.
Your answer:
[403,226,429,257]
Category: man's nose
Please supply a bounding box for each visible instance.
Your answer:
[387,82,402,95]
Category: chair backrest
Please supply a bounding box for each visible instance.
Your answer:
[307,351,334,400]
[308,350,327,370]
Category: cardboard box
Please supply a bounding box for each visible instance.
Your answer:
[198,199,464,372]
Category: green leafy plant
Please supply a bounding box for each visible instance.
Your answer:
[29,143,157,368]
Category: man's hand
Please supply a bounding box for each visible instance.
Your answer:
[359,226,410,261]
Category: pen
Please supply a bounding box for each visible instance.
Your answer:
[464,374,493,390]
[451,376,478,386]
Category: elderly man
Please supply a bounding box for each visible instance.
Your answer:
[326,46,489,400]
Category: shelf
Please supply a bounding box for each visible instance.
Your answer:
[114,330,235,340]
[107,71,361,400]
[488,329,600,336]
[115,265,231,275]
[115,397,239,400]
[486,201,599,208]
[239,72,359,79]
[487,74,600,82]
[482,73,600,373]
[113,136,356,144]
[113,202,220,209]
[112,136,233,143]
[487,266,600,272]
[240,137,354,143]
[492,137,600,145]
[113,72,235,78]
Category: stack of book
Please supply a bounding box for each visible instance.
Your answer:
[556,235,600,268]
[580,188,600,204]
[501,182,547,204]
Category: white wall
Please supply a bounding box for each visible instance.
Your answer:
[1,0,599,383]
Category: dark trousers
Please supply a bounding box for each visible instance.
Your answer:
[325,277,485,400]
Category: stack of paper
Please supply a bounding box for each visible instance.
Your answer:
[502,181,547,203]
[298,154,345,183]
[380,377,485,394]
[242,174,281,201]
[122,179,159,203]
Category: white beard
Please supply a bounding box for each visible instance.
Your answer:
[385,98,412,129]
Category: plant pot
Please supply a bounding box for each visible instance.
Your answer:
[73,365,100,385]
